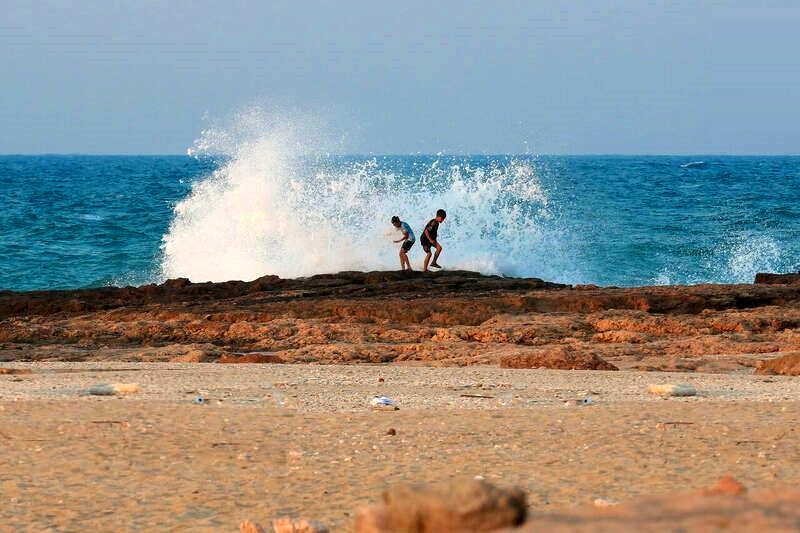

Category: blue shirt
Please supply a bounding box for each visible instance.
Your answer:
[399,221,415,242]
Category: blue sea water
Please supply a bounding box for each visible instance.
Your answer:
[1,154,799,291]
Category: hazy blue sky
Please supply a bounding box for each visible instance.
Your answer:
[1,1,799,154]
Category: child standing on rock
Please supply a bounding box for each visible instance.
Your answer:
[391,216,415,271]
[421,209,446,272]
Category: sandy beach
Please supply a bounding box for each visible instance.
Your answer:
[1,362,799,531]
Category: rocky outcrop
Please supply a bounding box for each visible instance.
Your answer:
[755,353,800,376]
[6,271,800,321]
[754,272,800,285]
[499,346,618,370]
[4,272,800,371]
[219,353,285,364]
[0,271,564,320]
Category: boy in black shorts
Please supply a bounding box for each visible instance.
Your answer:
[420,209,446,272]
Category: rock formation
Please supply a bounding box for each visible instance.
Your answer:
[3,271,800,372]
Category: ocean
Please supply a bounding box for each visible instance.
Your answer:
[1,153,799,291]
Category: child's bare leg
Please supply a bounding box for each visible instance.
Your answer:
[423,250,432,272]
[431,243,443,267]
[400,249,411,271]
[401,251,412,271]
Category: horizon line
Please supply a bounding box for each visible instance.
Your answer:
[1,152,800,158]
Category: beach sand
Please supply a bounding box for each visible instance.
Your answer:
[1,363,798,531]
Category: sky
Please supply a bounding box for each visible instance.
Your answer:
[1,1,799,155]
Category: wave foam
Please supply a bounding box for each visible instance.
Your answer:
[160,108,573,282]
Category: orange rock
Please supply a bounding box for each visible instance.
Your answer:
[169,349,210,363]
[6,271,800,371]
[239,520,266,533]
[353,505,392,533]
[701,476,747,496]
[755,353,800,376]
[500,346,618,371]
[218,353,286,364]
[0,368,32,375]
[271,516,328,533]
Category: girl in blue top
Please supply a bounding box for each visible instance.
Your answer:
[391,216,415,271]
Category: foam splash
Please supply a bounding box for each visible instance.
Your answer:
[160,108,571,282]
[715,233,785,283]
[652,232,789,286]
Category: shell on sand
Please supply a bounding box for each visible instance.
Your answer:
[648,384,697,397]
[88,383,140,396]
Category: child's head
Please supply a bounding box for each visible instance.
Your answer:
[391,215,401,227]
[436,209,447,222]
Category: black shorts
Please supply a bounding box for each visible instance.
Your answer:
[401,240,414,252]
[420,237,435,253]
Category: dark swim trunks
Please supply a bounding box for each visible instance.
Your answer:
[421,239,433,253]
[401,240,414,252]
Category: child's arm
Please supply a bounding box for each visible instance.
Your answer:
[423,229,436,245]
[393,230,409,243]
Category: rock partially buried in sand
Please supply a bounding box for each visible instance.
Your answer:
[272,517,329,533]
[593,497,619,508]
[219,353,286,364]
[755,353,800,376]
[0,368,32,375]
[354,478,526,533]
[88,383,140,396]
[499,346,618,371]
[239,520,266,533]
[701,475,747,496]
[648,383,697,397]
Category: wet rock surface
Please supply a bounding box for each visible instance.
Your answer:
[3,271,800,372]
[754,272,800,285]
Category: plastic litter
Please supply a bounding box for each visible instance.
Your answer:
[370,396,399,411]
[498,393,515,408]
[564,397,594,406]
[648,384,697,397]
[88,383,140,396]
